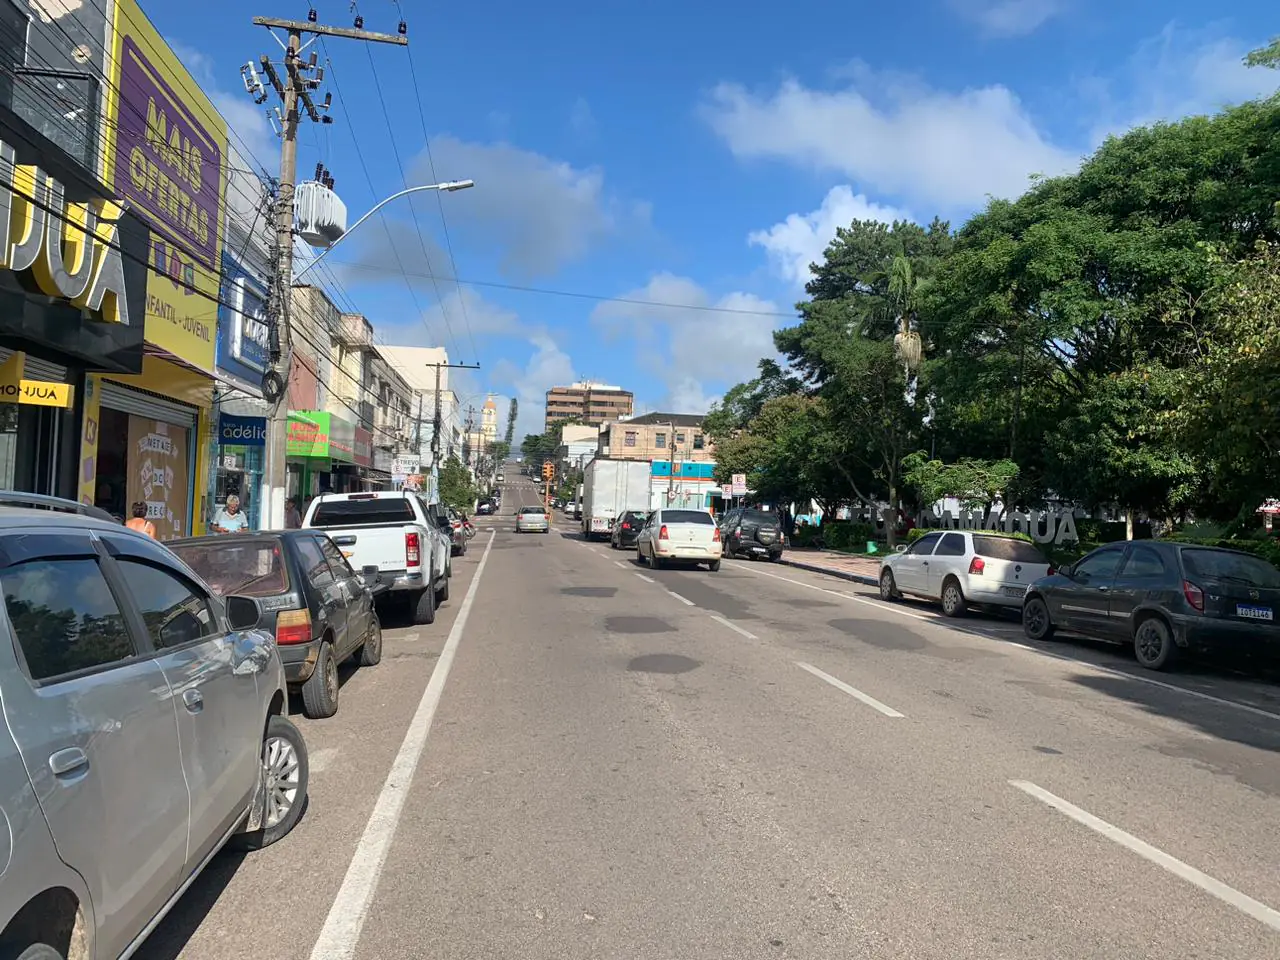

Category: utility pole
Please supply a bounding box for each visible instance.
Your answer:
[251,14,407,529]
[426,362,480,471]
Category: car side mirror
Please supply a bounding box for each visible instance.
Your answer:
[361,564,381,588]
[1058,563,1073,579]
[437,516,452,529]
[226,595,263,631]
[894,544,907,554]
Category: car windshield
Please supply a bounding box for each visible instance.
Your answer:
[311,498,415,526]
[1181,548,1280,588]
[973,535,1048,563]
[663,510,714,525]
[171,538,290,597]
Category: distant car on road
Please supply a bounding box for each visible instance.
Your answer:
[610,510,650,549]
[0,494,308,960]
[636,508,723,571]
[1022,540,1280,670]
[879,531,1051,617]
[515,506,551,534]
[170,531,384,719]
[477,501,493,515]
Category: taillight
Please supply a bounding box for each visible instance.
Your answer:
[621,522,630,530]
[275,608,312,645]
[1182,580,1205,612]
[406,531,420,566]
[659,525,669,540]
[968,556,985,575]
[713,527,721,542]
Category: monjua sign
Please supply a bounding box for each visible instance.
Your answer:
[0,139,131,324]
[914,505,1080,544]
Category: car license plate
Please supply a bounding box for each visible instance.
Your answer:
[1235,604,1273,621]
[752,546,766,553]
[1002,585,1026,598]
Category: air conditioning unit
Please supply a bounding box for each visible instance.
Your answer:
[294,179,348,249]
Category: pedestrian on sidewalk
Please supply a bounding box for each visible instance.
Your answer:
[212,495,250,534]
[125,502,157,539]
[284,496,302,529]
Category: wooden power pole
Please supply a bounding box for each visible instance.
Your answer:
[252,15,406,528]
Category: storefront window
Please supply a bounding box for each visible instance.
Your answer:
[96,407,192,538]
[214,445,263,530]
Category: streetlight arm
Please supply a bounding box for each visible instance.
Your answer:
[294,180,474,281]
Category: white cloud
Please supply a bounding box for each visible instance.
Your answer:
[370,287,521,355]
[1086,25,1280,143]
[749,185,911,286]
[410,135,647,279]
[702,70,1078,212]
[591,275,782,413]
[947,0,1063,38]
[491,331,577,438]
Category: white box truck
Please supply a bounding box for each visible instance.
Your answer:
[581,459,650,540]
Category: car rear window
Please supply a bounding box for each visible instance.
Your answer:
[742,510,781,526]
[625,512,649,522]
[311,497,415,526]
[1181,549,1280,588]
[520,507,546,515]
[972,535,1047,564]
[664,510,714,525]
[171,538,290,597]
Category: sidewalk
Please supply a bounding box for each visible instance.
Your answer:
[775,548,882,586]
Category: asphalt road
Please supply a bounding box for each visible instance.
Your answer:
[140,479,1280,960]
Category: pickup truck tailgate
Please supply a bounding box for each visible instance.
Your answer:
[326,526,410,569]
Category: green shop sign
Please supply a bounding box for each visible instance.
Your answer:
[286,411,357,462]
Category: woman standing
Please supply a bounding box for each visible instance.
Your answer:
[125,502,157,539]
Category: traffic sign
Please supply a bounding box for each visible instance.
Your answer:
[731,473,747,496]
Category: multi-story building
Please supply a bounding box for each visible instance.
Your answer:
[369,350,414,478]
[545,381,634,431]
[481,395,499,448]
[378,344,464,473]
[597,413,713,463]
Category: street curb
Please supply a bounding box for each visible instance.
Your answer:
[777,557,880,587]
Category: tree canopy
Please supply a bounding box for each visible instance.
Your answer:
[712,92,1280,537]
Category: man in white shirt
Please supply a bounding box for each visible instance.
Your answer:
[212,494,250,534]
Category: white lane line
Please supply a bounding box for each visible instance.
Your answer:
[1010,780,1280,933]
[711,614,757,640]
[635,573,655,584]
[667,590,695,606]
[309,531,495,960]
[739,564,1280,723]
[795,661,905,718]
[614,561,627,569]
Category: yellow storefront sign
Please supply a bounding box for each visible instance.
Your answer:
[103,0,227,374]
[0,352,73,407]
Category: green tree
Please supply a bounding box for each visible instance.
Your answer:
[504,399,518,445]
[901,453,1020,514]
[437,456,478,513]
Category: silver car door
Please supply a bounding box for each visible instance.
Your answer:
[104,534,262,867]
[320,533,370,653]
[0,531,188,957]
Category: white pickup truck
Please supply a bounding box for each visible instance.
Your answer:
[303,491,452,624]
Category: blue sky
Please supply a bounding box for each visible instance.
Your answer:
[149,0,1280,438]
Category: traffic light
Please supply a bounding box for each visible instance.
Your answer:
[542,461,554,481]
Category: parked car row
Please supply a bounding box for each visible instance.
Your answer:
[876,529,1280,671]
[0,487,468,959]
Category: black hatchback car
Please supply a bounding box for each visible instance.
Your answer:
[719,507,786,561]
[169,530,384,718]
[610,510,650,549]
[1021,540,1280,670]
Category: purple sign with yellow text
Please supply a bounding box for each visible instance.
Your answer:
[108,0,226,373]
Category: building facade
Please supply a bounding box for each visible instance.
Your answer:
[545,381,634,431]
[597,413,713,464]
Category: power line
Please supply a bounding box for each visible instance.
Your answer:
[307,257,803,318]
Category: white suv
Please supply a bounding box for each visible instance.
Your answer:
[878,530,1052,616]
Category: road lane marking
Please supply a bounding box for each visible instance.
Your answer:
[795,661,905,718]
[738,564,1280,723]
[1010,780,1280,932]
[635,573,655,583]
[711,614,757,640]
[667,591,694,606]
[309,531,496,960]
[614,561,627,569]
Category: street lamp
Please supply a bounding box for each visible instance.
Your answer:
[294,179,475,281]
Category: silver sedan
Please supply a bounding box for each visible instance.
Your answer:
[515,506,551,533]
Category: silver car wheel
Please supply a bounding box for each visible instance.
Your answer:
[262,733,302,828]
